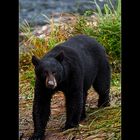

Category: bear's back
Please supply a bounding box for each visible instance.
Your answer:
[58,35,106,62]
[59,35,105,57]
[43,35,106,67]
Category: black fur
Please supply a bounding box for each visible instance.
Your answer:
[29,35,111,140]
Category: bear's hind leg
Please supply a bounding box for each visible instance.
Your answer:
[80,91,88,121]
[93,64,111,107]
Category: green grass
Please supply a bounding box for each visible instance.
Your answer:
[61,106,121,140]
[72,0,121,72]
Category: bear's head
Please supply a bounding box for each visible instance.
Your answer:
[32,51,64,89]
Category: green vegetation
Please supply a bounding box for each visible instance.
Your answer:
[62,106,121,140]
[73,0,121,72]
[19,0,121,73]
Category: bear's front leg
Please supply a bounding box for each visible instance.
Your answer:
[64,89,83,130]
[29,80,52,140]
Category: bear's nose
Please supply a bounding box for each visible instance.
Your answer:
[48,80,54,86]
[47,80,56,89]
[46,77,57,89]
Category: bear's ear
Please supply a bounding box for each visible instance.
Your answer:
[55,51,64,62]
[32,55,40,66]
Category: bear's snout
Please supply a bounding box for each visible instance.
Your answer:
[48,80,54,85]
[46,74,57,89]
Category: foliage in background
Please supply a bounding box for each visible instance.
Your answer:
[19,0,121,73]
[73,0,121,72]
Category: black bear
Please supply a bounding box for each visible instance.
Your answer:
[29,35,111,140]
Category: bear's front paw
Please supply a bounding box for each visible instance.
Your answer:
[80,113,86,121]
[28,134,44,140]
[61,123,79,131]
[98,99,110,107]
[60,126,76,132]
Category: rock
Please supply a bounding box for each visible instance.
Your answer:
[19,0,117,26]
